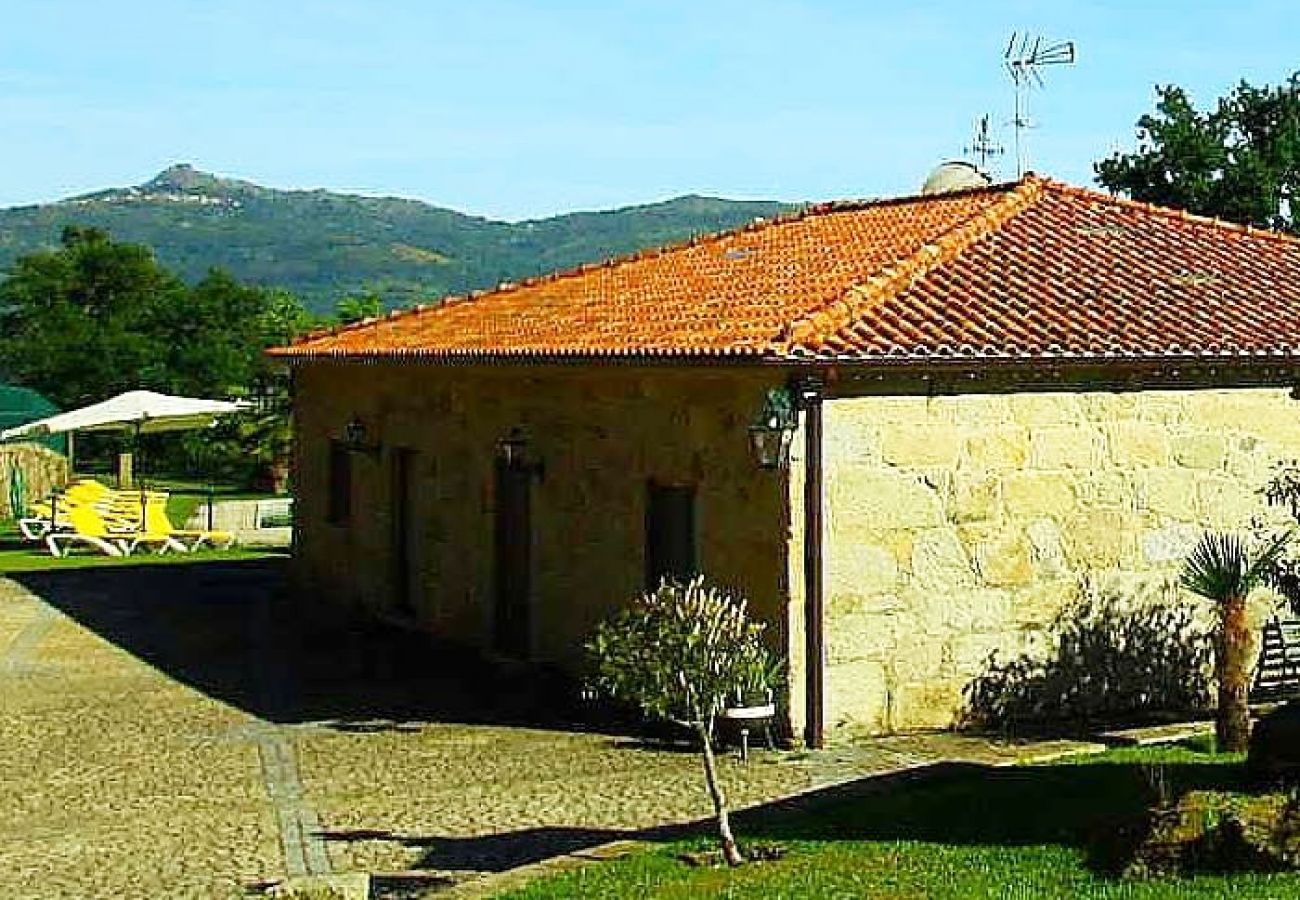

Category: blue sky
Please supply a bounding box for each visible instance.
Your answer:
[1,1,1297,219]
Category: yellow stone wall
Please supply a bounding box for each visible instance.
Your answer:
[823,388,1300,738]
[290,363,792,668]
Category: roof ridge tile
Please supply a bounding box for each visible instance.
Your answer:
[1037,176,1300,250]
[777,177,1045,353]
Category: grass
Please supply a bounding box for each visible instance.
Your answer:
[0,520,280,573]
[503,744,1300,899]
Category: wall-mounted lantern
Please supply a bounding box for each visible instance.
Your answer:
[343,415,380,454]
[496,426,545,478]
[748,386,798,469]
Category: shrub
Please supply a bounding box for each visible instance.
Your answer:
[587,576,777,866]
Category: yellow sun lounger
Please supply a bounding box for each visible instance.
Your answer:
[17,479,114,540]
[138,495,236,552]
[45,503,187,558]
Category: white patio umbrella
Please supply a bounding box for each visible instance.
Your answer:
[0,390,251,487]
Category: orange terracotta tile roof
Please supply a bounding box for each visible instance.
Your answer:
[273,176,1300,364]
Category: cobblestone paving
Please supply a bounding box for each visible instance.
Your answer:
[0,577,280,899]
[0,563,1100,898]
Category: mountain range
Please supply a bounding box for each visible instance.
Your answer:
[0,164,791,313]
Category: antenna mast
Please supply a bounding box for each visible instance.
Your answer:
[966,114,1004,176]
[1004,32,1075,176]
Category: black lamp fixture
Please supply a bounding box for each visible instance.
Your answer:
[748,386,798,469]
[496,426,544,477]
[343,415,380,454]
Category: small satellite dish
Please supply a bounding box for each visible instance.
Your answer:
[921,161,992,196]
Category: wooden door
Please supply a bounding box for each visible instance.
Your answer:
[493,459,532,657]
[389,447,416,616]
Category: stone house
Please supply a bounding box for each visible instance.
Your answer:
[271,176,1300,746]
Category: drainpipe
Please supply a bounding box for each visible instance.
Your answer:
[795,376,826,749]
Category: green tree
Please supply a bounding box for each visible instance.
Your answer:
[334,291,385,325]
[587,577,780,867]
[0,227,317,485]
[0,229,317,404]
[1181,531,1290,752]
[0,227,186,406]
[1097,75,1300,233]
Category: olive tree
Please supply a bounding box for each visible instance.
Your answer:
[587,577,777,867]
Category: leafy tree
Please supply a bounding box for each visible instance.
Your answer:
[0,228,317,484]
[0,227,186,406]
[1097,75,1300,233]
[334,291,385,325]
[587,577,779,867]
[1181,531,1289,752]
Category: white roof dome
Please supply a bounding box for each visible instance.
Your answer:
[921,161,992,196]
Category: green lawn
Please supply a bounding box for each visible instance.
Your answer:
[505,745,1300,899]
[0,520,280,573]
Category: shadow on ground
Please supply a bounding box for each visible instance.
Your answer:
[7,559,609,732]
[321,826,642,872]
[316,754,1248,875]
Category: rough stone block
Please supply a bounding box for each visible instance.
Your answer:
[974,529,1035,586]
[1062,508,1130,568]
[1030,426,1107,469]
[881,425,965,467]
[1108,422,1172,467]
[1137,470,1200,520]
[1026,518,1070,578]
[827,543,899,597]
[1010,393,1082,425]
[962,428,1029,469]
[941,587,1013,632]
[828,469,944,530]
[893,679,963,730]
[1003,472,1077,518]
[890,638,946,684]
[1006,581,1072,630]
[1141,523,1202,565]
[1171,432,1228,470]
[911,528,975,589]
[826,658,892,734]
[952,474,1001,522]
[1196,475,1262,529]
[1077,472,1135,508]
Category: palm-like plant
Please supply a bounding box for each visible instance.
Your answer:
[1181,531,1290,752]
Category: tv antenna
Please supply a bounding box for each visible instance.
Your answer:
[966,114,1004,176]
[1004,32,1075,176]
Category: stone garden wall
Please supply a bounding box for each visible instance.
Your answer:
[0,443,69,520]
[823,388,1300,738]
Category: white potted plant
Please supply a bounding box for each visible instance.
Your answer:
[721,648,783,758]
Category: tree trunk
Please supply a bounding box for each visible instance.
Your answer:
[1217,593,1253,753]
[696,720,743,867]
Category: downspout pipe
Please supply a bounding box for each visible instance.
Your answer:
[794,376,826,749]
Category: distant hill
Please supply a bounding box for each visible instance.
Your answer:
[0,164,792,313]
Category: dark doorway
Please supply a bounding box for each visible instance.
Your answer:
[645,482,697,589]
[390,447,417,617]
[493,458,532,658]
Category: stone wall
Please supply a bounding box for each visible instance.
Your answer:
[822,388,1300,738]
[0,443,69,520]
[291,363,792,669]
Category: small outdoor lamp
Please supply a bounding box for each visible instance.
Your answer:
[495,427,544,477]
[748,386,798,469]
[343,415,379,454]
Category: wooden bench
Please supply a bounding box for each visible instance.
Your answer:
[1252,618,1300,701]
